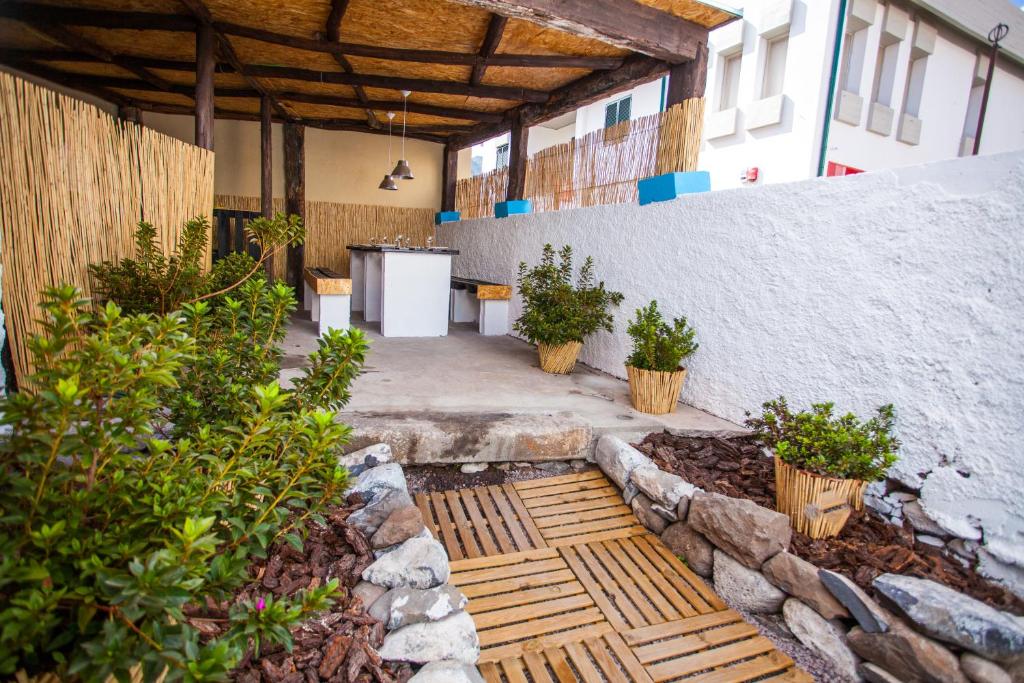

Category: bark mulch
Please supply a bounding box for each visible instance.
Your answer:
[185,501,413,683]
[635,431,1024,616]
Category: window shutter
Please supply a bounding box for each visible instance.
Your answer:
[604,102,617,128]
[618,96,632,123]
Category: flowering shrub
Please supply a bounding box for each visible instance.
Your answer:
[0,285,368,680]
[745,396,900,481]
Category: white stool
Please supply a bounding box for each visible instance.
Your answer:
[304,267,352,337]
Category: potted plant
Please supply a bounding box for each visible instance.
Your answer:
[514,244,623,374]
[625,300,698,414]
[746,397,900,538]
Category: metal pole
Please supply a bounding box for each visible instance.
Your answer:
[973,23,1009,156]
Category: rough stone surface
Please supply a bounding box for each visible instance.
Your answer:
[960,653,1011,683]
[631,494,667,534]
[362,537,450,589]
[712,550,786,613]
[460,462,489,473]
[848,621,969,683]
[676,495,690,522]
[630,466,699,509]
[368,585,468,630]
[622,481,641,505]
[782,599,860,682]
[902,499,949,537]
[371,505,426,549]
[872,573,1024,662]
[378,611,479,664]
[352,580,388,610]
[535,461,570,473]
[350,463,408,502]
[594,435,654,489]
[762,552,848,620]
[339,443,393,476]
[408,660,485,683]
[349,488,414,537]
[819,569,890,633]
[688,491,791,569]
[858,663,903,683]
[651,503,678,522]
[438,150,1024,593]
[374,527,433,559]
[660,523,714,577]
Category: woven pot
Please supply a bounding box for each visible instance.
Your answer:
[538,341,582,374]
[626,365,687,415]
[774,457,868,539]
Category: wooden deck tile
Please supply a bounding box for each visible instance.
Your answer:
[428,470,808,682]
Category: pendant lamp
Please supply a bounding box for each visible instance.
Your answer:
[379,111,398,191]
[391,90,414,179]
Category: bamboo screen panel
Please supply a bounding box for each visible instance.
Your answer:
[456,97,705,219]
[0,72,215,384]
[214,196,435,279]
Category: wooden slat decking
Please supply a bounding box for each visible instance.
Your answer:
[415,472,811,683]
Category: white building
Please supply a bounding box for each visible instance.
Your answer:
[462,0,1024,191]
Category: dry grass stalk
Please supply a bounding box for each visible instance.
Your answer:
[627,365,687,414]
[538,341,582,374]
[774,458,869,539]
[0,72,214,384]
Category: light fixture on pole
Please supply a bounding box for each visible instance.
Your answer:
[391,90,414,179]
[378,111,398,191]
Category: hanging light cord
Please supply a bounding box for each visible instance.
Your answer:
[388,115,393,168]
[402,94,408,158]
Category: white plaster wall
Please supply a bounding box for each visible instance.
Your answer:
[438,150,1024,587]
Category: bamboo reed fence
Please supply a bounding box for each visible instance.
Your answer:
[214,195,435,279]
[457,97,705,219]
[0,72,215,384]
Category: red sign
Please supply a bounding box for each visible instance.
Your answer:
[826,161,865,177]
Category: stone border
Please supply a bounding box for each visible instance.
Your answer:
[594,436,1023,683]
[341,444,485,683]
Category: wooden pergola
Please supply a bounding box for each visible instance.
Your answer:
[0,0,737,283]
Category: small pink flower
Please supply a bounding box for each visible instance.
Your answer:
[256,597,266,611]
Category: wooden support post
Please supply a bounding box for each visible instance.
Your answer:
[260,95,273,219]
[117,105,142,124]
[506,115,528,202]
[194,22,215,150]
[284,122,305,289]
[666,43,708,106]
[441,143,458,212]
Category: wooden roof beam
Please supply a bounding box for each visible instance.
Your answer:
[471,14,508,86]
[445,0,708,63]
[321,0,377,129]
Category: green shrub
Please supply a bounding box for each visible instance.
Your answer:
[90,213,303,316]
[0,285,369,681]
[745,397,900,481]
[514,244,623,346]
[626,300,698,372]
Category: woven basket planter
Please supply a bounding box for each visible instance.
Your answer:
[626,365,687,415]
[538,341,583,374]
[774,457,868,539]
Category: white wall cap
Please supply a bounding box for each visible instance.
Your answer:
[705,107,740,139]
[835,90,864,126]
[911,22,937,58]
[898,112,922,145]
[880,4,909,46]
[712,19,745,55]
[867,101,894,136]
[847,0,877,33]
[745,94,785,130]
[758,0,793,38]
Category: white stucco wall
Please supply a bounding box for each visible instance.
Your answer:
[438,150,1024,590]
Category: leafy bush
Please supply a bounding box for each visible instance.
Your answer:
[626,300,698,372]
[90,213,303,316]
[514,244,623,346]
[0,285,369,680]
[745,397,900,481]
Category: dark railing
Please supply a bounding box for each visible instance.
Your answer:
[212,208,262,262]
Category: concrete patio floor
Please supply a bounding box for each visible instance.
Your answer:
[281,314,743,463]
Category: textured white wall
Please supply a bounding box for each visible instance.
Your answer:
[438,150,1024,585]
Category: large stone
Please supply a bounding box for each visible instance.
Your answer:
[762,552,848,620]
[712,550,785,613]
[819,570,890,633]
[350,463,408,502]
[872,573,1024,662]
[369,585,468,630]
[960,653,1011,683]
[848,621,968,683]
[362,537,450,589]
[631,494,667,534]
[594,435,653,489]
[688,492,791,569]
[408,660,485,683]
[782,599,860,682]
[371,505,426,549]
[660,523,714,577]
[349,488,414,537]
[352,580,388,610]
[630,466,699,510]
[339,443,393,476]
[374,527,433,559]
[378,611,480,664]
[902,499,948,538]
[857,663,902,683]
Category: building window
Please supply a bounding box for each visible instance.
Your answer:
[871,41,900,108]
[840,28,869,95]
[761,35,788,98]
[604,96,632,128]
[717,51,742,110]
[902,54,927,117]
[495,143,509,169]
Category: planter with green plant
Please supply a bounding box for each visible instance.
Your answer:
[625,300,698,414]
[514,244,623,374]
[745,397,900,538]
